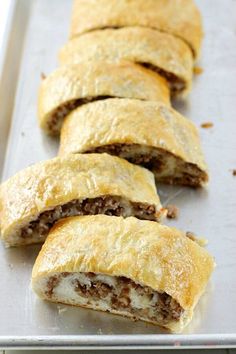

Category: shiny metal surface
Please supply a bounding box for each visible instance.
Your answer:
[0,0,235,349]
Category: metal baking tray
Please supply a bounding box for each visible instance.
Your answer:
[0,0,235,349]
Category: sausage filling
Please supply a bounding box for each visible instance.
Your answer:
[141,63,186,94]
[47,96,112,134]
[19,196,161,243]
[45,272,184,326]
[46,64,184,135]
[46,64,185,135]
[87,144,208,187]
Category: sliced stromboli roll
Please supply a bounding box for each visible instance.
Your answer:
[0,153,164,247]
[38,61,170,135]
[69,0,202,58]
[32,215,215,333]
[59,27,193,97]
[59,99,209,187]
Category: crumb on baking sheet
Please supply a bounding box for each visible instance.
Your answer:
[41,72,46,80]
[193,66,203,75]
[21,132,25,137]
[166,204,179,219]
[57,306,67,314]
[201,122,214,129]
[232,169,236,176]
[186,231,197,241]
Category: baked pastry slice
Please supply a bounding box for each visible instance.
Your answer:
[59,27,193,97]
[38,61,170,135]
[59,99,209,187]
[0,153,164,247]
[32,215,215,333]
[69,0,202,58]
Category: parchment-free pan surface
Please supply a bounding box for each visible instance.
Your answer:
[0,0,236,349]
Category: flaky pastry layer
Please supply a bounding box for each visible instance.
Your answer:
[32,215,215,332]
[59,27,193,97]
[59,99,208,187]
[38,61,170,135]
[0,153,163,246]
[69,0,203,58]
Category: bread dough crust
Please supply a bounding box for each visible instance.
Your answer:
[32,215,215,332]
[69,0,203,58]
[38,61,170,135]
[60,27,193,96]
[0,153,163,246]
[59,98,208,185]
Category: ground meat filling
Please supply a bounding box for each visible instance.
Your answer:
[47,96,113,134]
[87,144,207,187]
[89,144,165,172]
[47,63,185,134]
[141,63,186,94]
[19,196,159,240]
[46,272,184,324]
[166,204,179,219]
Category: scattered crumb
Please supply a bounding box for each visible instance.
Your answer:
[97,328,103,334]
[166,204,179,219]
[21,132,25,137]
[59,308,67,314]
[198,238,208,247]
[186,231,197,241]
[186,231,208,247]
[41,72,46,80]
[201,122,214,129]
[232,169,236,176]
[8,263,13,269]
[194,66,203,75]
[58,306,67,314]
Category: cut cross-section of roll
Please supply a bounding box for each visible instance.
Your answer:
[31,215,215,333]
[38,61,170,135]
[69,0,202,58]
[0,154,164,247]
[59,99,208,188]
[59,27,193,97]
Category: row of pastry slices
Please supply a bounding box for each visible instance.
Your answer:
[0,153,214,332]
[0,0,214,333]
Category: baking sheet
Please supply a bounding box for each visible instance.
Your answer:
[0,0,236,349]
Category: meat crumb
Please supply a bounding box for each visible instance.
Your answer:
[41,72,46,80]
[201,122,214,129]
[194,66,203,75]
[166,204,179,219]
[186,231,197,241]
[232,170,236,176]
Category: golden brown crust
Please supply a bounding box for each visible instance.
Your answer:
[0,153,162,246]
[59,27,193,96]
[32,215,214,321]
[69,0,203,58]
[38,61,170,135]
[59,98,208,178]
